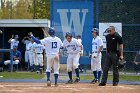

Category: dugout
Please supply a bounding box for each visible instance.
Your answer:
[0,19,50,50]
[0,19,50,70]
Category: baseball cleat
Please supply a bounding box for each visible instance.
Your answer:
[36,71,39,74]
[90,79,98,84]
[54,83,58,87]
[66,80,73,84]
[47,80,51,86]
[74,78,80,83]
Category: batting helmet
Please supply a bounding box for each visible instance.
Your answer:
[65,32,72,38]
[48,27,55,36]
[91,28,99,35]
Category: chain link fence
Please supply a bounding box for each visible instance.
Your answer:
[99,0,140,73]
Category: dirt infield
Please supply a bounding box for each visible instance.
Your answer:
[0,83,140,93]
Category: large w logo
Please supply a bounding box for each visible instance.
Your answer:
[57,9,88,37]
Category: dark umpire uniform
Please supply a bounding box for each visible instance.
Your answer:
[99,26,123,86]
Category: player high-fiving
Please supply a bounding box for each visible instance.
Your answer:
[29,27,63,87]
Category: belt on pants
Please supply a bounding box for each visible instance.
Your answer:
[37,53,43,54]
[68,53,78,55]
[107,51,117,53]
[92,51,98,53]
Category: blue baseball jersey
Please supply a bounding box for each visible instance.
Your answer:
[13,50,21,58]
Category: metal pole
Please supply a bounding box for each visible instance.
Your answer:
[10,49,13,72]
[96,0,99,28]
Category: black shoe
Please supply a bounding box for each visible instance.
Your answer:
[90,79,98,84]
[47,80,51,86]
[99,83,106,86]
[74,78,80,83]
[79,70,84,73]
[113,82,118,86]
[66,80,73,84]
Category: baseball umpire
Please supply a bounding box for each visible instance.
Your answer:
[99,26,123,86]
[90,28,103,84]
[29,27,63,87]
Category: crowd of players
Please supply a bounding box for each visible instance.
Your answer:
[4,34,45,73]
[2,26,129,87]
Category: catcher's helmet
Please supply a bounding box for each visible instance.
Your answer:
[65,32,72,38]
[48,27,55,36]
[91,28,99,35]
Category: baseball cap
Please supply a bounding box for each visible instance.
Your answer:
[91,28,99,32]
[13,45,17,48]
[15,35,19,38]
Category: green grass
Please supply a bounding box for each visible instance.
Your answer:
[76,75,140,81]
[0,72,140,81]
[0,72,45,79]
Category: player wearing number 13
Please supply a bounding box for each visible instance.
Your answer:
[29,27,63,87]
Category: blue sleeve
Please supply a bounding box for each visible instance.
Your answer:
[31,36,41,44]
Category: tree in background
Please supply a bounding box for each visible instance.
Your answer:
[0,0,12,19]
[12,0,33,19]
[0,0,50,19]
[29,0,50,19]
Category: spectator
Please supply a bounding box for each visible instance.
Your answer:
[133,51,140,74]
[8,35,19,49]
[4,45,21,71]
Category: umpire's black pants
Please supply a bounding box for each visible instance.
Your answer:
[101,52,119,84]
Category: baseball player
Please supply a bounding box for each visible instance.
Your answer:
[22,36,31,70]
[76,35,84,73]
[8,35,19,49]
[4,45,21,71]
[29,27,63,87]
[33,39,45,74]
[90,28,103,84]
[28,38,36,72]
[63,32,83,84]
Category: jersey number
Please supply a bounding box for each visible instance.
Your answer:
[52,42,57,48]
